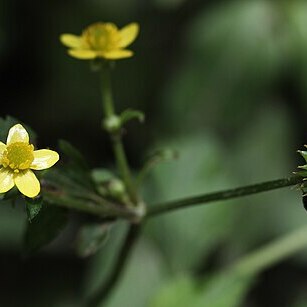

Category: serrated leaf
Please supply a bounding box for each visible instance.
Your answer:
[25,197,43,222]
[24,204,68,253]
[76,223,111,257]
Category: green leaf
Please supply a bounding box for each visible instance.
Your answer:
[24,204,68,253]
[58,139,89,171]
[150,226,307,307]
[149,275,197,307]
[144,136,236,270]
[25,197,43,222]
[55,140,95,191]
[150,273,254,307]
[137,149,179,186]
[195,272,254,307]
[120,109,145,125]
[76,223,111,257]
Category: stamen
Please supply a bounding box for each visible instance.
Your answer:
[1,142,34,171]
[83,23,120,51]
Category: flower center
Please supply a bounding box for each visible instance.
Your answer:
[1,142,34,172]
[83,23,121,51]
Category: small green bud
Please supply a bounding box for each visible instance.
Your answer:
[103,115,121,133]
[108,179,126,198]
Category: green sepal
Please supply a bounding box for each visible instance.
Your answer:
[297,148,307,178]
[25,196,43,223]
[75,223,111,257]
[90,59,103,72]
[296,170,307,178]
[298,150,307,162]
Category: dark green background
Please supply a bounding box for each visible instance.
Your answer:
[1,0,307,306]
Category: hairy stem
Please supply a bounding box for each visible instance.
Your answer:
[87,224,141,307]
[100,66,137,203]
[147,175,302,217]
[42,190,136,220]
[100,64,115,117]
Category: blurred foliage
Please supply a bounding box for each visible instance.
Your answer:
[24,205,68,254]
[1,0,307,306]
[76,223,111,258]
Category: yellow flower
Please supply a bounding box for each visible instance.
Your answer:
[60,22,139,60]
[0,124,59,198]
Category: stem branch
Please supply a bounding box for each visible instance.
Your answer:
[100,66,137,203]
[147,175,302,217]
[87,224,141,307]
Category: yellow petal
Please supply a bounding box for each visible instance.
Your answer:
[60,34,83,48]
[68,49,97,60]
[0,142,6,154]
[102,49,133,59]
[118,23,139,48]
[0,168,14,193]
[14,170,40,198]
[31,149,59,170]
[102,22,118,31]
[7,124,29,145]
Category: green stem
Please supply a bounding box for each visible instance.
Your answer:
[112,134,136,200]
[147,175,302,217]
[100,64,115,117]
[42,190,136,220]
[233,225,307,276]
[87,224,141,307]
[100,65,137,203]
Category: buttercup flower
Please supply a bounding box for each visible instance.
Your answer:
[60,22,139,60]
[0,124,59,198]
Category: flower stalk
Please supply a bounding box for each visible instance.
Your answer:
[100,65,138,205]
[147,175,303,217]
